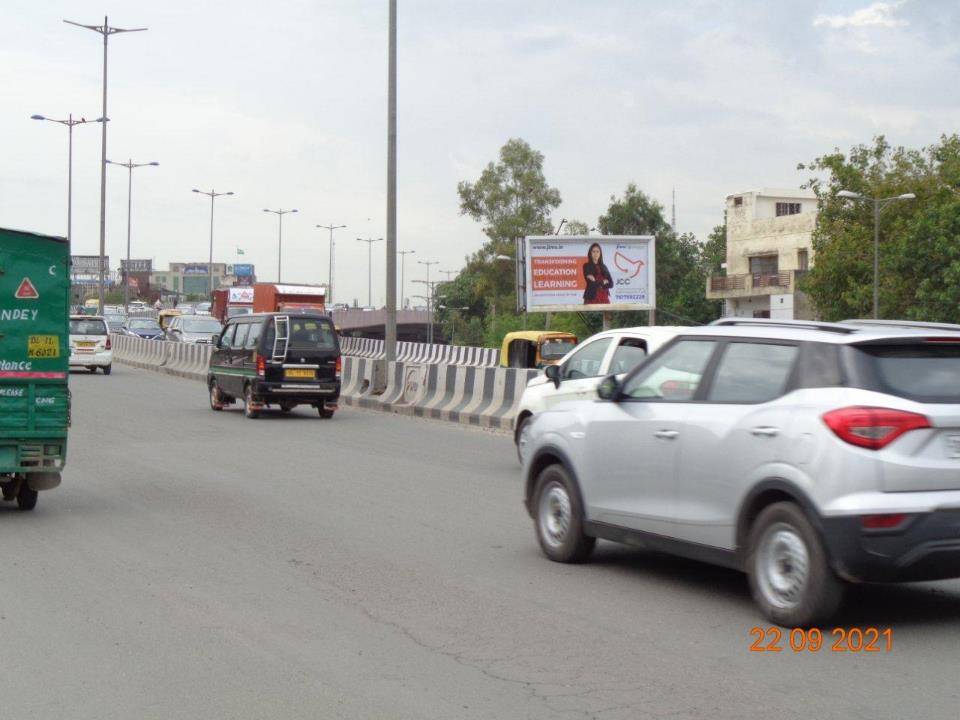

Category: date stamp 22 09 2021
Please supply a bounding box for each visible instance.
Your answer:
[750,627,894,653]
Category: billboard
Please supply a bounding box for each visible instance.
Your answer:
[70,255,110,285]
[228,287,254,303]
[121,258,152,273]
[183,263,209,275]
[522,236,655,312]
[233,263,254,277]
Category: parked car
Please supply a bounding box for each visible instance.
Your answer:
[124,317,163,340]
[522,318,960,626]
[165,314,223,344]
[68,315,112,374]
[207,311,341,418]
[514,326,687,462]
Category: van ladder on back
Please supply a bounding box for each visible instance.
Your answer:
[272,315,290,361]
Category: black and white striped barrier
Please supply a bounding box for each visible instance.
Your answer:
[339,336,499,367]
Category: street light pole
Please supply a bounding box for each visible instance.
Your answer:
[413,279,440,344]
[398,250,415,309]
[106,158,158,313]
[837,190,916,319]
[416,260,438,343]
[31,114,106,251]
[357,237,383,306]
[194,189,234,297]
[264,208,298,282]
[65,16,147,314]
[385,0,398,362]
[317,223,346,303]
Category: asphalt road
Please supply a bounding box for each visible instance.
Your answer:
[1,363,959,719]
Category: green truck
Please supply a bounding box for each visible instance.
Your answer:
[0,227,70,510]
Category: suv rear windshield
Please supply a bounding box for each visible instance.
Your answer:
[288,318,336,349]
[856,343,960,402]
[70,319,108,335]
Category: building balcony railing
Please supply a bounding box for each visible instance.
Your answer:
[706,270,807,299]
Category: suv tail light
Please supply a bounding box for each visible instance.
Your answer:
[335,356,342,378]
[822,406,930,450]
[861,513,910,530]
[105,336,112,350]
[256,354,265,377]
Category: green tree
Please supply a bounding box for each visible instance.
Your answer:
[702,223,727,276]
[595,184,720,326]
[798,135,960,321]
[562,219,590,235]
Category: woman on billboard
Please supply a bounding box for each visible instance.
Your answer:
[582,242,612,304]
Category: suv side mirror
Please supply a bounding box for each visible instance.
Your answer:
[544,364,561,388]
[597,374,620,401]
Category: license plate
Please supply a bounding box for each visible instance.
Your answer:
[28,335,60,359]
[76,341,95,348]
[285,368,315,379]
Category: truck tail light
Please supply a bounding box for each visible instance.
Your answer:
[822,406,930,450]
[335,356,342,378]
[256,354,265,377]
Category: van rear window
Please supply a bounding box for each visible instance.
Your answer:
[857,343,960,402]
[288,319,336,350]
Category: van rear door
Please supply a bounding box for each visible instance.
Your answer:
[274,316,339,382]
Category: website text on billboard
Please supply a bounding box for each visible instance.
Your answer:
[523,235,655,312]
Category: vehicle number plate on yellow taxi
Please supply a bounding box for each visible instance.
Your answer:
[285,368,315,379]
[28,335,60,359]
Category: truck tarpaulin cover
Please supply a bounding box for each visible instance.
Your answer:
[523,235,656,312]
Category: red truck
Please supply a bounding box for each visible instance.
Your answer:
[252,283,326,313]
[211,286,255,323]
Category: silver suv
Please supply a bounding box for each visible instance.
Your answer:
[522,319,960,626]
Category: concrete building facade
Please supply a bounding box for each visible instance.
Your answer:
[706,188,818,319]
[151,262,257,298]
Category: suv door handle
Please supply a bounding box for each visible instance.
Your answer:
[751,426,780,437]
[654,430,679,440]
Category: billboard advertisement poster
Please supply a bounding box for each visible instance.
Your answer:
[71,255,109,273]
[523,235,655,312]
[121,258,152,273]
[227,287,254,304]
[233,264,254,277]
[183,263,209,275]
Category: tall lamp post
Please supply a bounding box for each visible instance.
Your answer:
[317,223,346,303]
[398,249,416,309]
[193,189,234,297]
[412,279,441,344]
[837,190,916,319]
[357,237,383,306]
[64,16,147,314]
[106,159,158,313]
[31,114,107,251]
[264,208,298,282]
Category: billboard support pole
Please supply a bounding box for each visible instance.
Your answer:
[649,308,656,326]
[603,311,611,331]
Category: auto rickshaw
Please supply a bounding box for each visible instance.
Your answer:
[157,308,182,332]
[500,331,578,369]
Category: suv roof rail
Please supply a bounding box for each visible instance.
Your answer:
[708,318,857,334]
[839,318,960,332]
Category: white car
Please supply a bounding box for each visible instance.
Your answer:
[69,315,113,374]
[514,326,688,461]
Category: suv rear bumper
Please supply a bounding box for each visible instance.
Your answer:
[254,379,340,405]
[823,510,960,582]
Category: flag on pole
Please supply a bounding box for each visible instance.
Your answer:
[236,248,245,256]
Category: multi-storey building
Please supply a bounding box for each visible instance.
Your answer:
[706,188,817,319]
[151,262,256,298]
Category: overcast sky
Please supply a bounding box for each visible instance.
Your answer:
[2,0,957,306]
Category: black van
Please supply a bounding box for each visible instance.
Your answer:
[207,311,341,418]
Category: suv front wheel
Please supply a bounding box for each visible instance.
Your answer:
[533,464,595,563]
[747,502,844,627]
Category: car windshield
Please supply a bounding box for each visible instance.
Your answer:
[70,319,107,335]
[540,339,576,360]
[129,319,160,330]
[182,318,222,333]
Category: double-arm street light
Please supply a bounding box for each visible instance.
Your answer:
[105,159,158,312]
[264,208,298,282]
[357,237,383,307]
[193,189,234,296]
[65,16,147,313]
[837,190,916,319]
[317,223,346,304]
[412,277,441,344]
[31,114,107,249]
[398,249,416,309]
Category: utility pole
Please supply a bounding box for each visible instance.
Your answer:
[264,208,298,282]
[317,223,346,304]
[398,249,416,309]
[357,237,383,306]
[416,260,438,343]
[106,159,158,313]
[65,16,147,314]
[385,0,398,362]
[193,189,234,298]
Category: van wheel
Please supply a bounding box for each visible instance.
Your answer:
[209,382,224,411]
[747,502,844,627]
[533,464,594,563]
[243,384,260,419]
[102,364,112,375]
[16,483,38,511]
